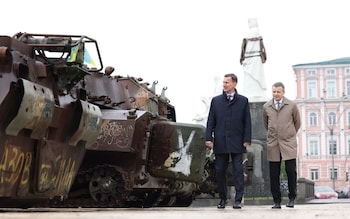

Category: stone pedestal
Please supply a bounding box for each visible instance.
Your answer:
[244,101,271,198]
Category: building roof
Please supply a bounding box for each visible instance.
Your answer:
[292,57,350,68]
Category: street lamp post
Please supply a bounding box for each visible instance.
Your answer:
[321,91,346,191]
[330,128,335,190]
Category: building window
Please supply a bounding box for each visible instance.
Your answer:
[326,69,336,75]
[326,80,336,98]
[309,139,319,155]
[308,69,317,76]
[307,80,317,98]
[348,139,350,156]
[329,139,337,155]
[330,168,338,180]
[347,112,350,128]
[311,168,319,180]
[309,112,317,126]
[346,68,350,75]
[346,81,350,96]
[328,112,336,125]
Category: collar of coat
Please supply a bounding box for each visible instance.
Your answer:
[222,89,238,100]
[268,97,292,107]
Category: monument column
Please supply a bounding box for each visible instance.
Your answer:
[240,18,270,198]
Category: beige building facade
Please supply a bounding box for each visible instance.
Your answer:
[293,57,350,190]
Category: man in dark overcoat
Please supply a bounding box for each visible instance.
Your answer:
[205,73,252,209]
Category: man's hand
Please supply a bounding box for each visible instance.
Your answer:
[243,142,250,147]
[205,141,213,148]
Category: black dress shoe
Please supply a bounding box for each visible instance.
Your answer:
[233,202,242,209]
[286,199,295,208]
[272,203,281,209]
[217,199,227,209]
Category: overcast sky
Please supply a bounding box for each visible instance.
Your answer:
[3,0,350,123]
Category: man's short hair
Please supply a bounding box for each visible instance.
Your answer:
[272,82,284,90]
[224,73,238,83]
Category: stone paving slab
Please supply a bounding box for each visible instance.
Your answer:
[1,202,349,219]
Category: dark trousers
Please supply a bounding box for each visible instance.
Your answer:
[269,158,297,203]
[215,153,244,203]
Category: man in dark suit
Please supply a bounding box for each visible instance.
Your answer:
[205,73,252,209]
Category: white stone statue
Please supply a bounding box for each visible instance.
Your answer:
[240,18,268,102]
[193,76,222,126]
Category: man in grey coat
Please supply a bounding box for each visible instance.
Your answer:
[262,82,301,209]
[205,73,252,209]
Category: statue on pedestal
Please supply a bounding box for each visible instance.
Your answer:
[240,18,268,102]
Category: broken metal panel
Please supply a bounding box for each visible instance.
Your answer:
[0,46,12,68]
[0,35,32,58]
[0,135,36,197]
[148,121,206,183]
[34,61,47,78]
[34,139,86,197]
[90,109,150,152]
[68,100,102,148]
[5,79,54,139]
[118,77,160,114]
[54,65,90,95]
[84,72,133,110]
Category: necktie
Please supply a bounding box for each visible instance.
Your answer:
[276,102,280,111]
[227,95,232,101]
